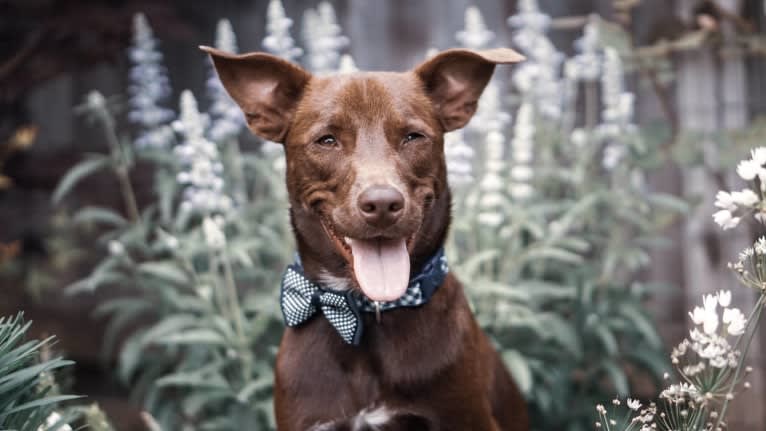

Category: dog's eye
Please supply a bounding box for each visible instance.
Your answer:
[403,132,425,144]
[315,135,338,147]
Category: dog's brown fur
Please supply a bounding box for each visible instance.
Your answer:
[204,46,529,431]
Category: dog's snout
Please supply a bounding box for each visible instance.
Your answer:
[358,186,404,227]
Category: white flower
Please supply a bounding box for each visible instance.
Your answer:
[737,158,764,181]
[202,217,226,249]
[731,189,759,207]
[627,398,641,411]
[718,290,732,307]
[689,303,718,335]
[108,240,125,256]
[39,412,73,431]
[714,191,737,211]
[723,308,746,336]
[713,209,740,230]
[337,54,358,74]
[751,147,766,165]
[262,0,303,61]
[128,13,174,149]
[456,6,495,49]
[755,212,766,225]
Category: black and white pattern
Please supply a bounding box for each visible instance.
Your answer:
[279,248,449,345]
[281,266,362,344]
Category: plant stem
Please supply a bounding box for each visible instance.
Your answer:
[98,109,141,222]
[714,294,765,429]
[585,81,599,130]
[222,249,251,380]
[223,138,248,205]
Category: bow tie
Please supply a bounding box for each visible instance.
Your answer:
[280,248,449,345]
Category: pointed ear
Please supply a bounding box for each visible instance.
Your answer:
[200,46,311,142]
[414,48,525,132]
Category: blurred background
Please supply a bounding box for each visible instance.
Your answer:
[2,0,766,430]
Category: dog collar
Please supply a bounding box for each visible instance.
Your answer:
[279,248,449,345]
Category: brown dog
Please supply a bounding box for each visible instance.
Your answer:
[203,45,528,431]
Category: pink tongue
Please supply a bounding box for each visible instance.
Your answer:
[348,238,410,302]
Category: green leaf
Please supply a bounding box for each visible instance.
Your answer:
[138,261,189,285]
[593,324,618,356]
[236,373,273,403]
[602,361,629,397]
[155,329,227,346]
[455,249,499,279]
[73,206,127,227]
[619,303,663,349]
[52,155,110,204]
[647,193,690,214]
[503,349,533,395]
[140,314,201,347]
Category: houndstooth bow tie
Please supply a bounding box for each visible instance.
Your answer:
[280,248,449,345]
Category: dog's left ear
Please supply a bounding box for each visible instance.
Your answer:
[415,48,524,132]
[200,45,311,142]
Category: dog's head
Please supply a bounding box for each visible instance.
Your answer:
[203,46,523,301]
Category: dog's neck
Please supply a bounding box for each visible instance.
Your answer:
[290,189,452,289]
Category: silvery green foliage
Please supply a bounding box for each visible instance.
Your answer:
[55,14,294,430]
[301,2,349,73]
[0,313,79,431]
[262,0,303,61]
[128,13,174,149]
[206,19,245,143]
[446,4,687,431]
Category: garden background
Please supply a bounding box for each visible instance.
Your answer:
[2,0,766,430]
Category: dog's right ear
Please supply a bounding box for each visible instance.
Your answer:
[200,46,311,143]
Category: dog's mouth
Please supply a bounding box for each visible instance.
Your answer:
[320,217,416,302]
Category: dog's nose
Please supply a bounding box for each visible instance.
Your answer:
[358,186,404,227]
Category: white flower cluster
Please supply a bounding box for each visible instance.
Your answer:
[202,216,227,250]
[128,13,174,149]
[598,48,636,170]
[456,6,495,50]
[601,48,634,127]
[729,236,766,292]
[173,90,233,214]
[713,147,766,230]
[477,130,509,227]
[206,19,245,142]
[451,6,513,225]
[508,102,535,200]
[337,54,359,74]
[38,412,73,431]
[302,2,349,73]
[443,129,474,186]
[262,0,303,61]
[673,291,744,374]
[595,398,656,431]
[507,0,564,119]
[566,17,601,82]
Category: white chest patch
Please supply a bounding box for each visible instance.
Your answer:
[352,406,393,430]
[318,270,352,291]
[307,405,394,431]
